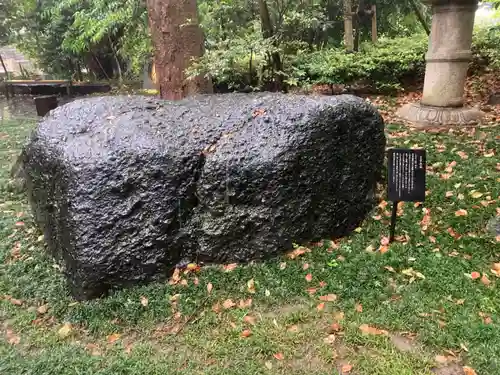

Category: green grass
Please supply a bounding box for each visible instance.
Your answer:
[0,114,499,375]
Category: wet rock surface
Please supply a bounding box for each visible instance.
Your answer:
[23,94,385,299]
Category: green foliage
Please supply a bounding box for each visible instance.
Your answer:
[472,24,500,72]
[301,34,428,90]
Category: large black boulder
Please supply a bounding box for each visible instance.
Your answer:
[23,94,385,299]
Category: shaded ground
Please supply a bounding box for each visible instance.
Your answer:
[0,76,499,375]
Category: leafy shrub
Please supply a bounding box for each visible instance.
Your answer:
[297,34,428,91]
[472,25,500,72]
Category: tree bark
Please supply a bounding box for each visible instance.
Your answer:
[258,0,284,91]
[343,0,354,52]
[147,0,212,100]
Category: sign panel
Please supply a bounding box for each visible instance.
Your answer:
[387,149,426,203]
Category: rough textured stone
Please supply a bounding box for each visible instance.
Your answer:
[23,94,385,299]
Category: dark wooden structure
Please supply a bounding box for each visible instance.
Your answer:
[34,95,58,117]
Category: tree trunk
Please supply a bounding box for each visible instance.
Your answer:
[147,0,212,100]
[343,0,354,52]
[258,0,284,91]
[108,35,123,84]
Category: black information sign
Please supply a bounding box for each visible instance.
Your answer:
[387,148,426,242]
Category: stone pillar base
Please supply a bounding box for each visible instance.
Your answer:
[396,102,484,128]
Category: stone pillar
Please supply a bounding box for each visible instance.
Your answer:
[397,0,484,128]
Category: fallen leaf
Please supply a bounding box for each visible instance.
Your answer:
[445,191,454,197]
[470,191,483,199]
[447,227,461,239]
[193,277,199,285]
[6,329,20,345]
[241,329,252,338]
[481,274,491,286]
[223,263,238,272]
[305,273,313,282]
[140,296,149,307]
[463,366,477,375]
[273,353,284,360]
[286,246,311,259]
[379,245,389,254]
[359,324,388,335]
[329,322,342,332]
[435,355,449,364]
[247,279,256,294]
[223,299,236,309]
[355,303,363,313]
[265,361,273,370]
[212,303,221,313]
[323,334,336,344]
[471,272,481,280]
[317,302,325,311]
[169,268,181,285]
[37,304,49,315]
[243,315,256,325]
[85,343,102,356]
[288,325,300,332]
[319,281,327,288]
[341,364,353,373]
[319,294,338,302]
[9,298,23,306]
[303,263,309,270]
[279,262,287,270]
[457,151,468,159]
[380,236,390,246]
[306,287,317,295]
[107,333,121,344]
[207,282,213,294]
[456,299,465,305]
[238,298,253,309]
[57,323,73,338]
[334,311,345,320]
[455,209,468,217]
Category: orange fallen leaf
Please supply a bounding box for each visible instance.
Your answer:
[455,209,468,217]
[238,298,252,309]
[445,191,454,198]
[169,268,181,285]
[305,273,313,282]
[223,299,236,309]
[329,322,342,332]
[286,246,311,259]
[319,294,337,302]
[355,303,363,313]
[341,364,353,373]
[380,236,390,246]
[241,329,252,338]
[223,263,238,272]
[463,366,477,375]
[379,245,389,254]
[447,227,461,239]
[481,274,491,286]
[243,315,256,325]
[471,272,481,280]
[107,333,121,344]
[359,324,388,335]
[306,287,317,295]
[317,302,325,311]
[303,263,309,270]
[273,352,284,360]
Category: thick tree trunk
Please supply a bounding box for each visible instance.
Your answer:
[147,0,212,100]
[0,53,8,79]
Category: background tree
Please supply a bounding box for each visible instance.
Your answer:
[147,0,212,99]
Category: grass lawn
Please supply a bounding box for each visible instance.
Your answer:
[0,98,499,375]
